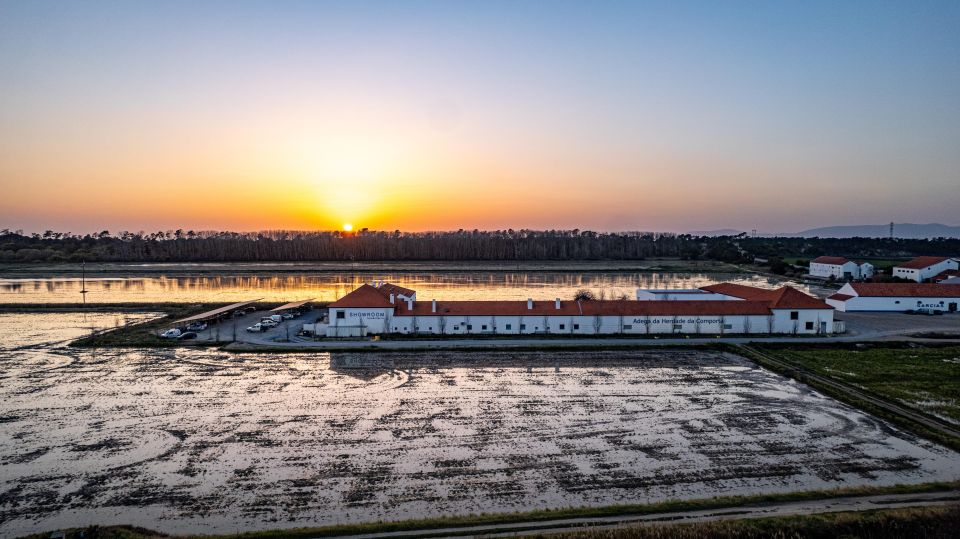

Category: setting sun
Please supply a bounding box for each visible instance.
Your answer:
[342,223,353,232]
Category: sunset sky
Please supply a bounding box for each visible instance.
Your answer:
[1,1,958,234]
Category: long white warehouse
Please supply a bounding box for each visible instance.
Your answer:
[827,283,960,312]
[324,281,835,337]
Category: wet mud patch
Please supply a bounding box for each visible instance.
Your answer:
[1,332,958,536]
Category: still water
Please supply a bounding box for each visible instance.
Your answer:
[0,269,809,304]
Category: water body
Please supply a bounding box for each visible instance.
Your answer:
[0,266,811,304]
[0,313,957,536]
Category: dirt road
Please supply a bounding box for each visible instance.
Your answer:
[322,490,960,538]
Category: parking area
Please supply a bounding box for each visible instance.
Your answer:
[163,306,326,345]
[839,311,960,338]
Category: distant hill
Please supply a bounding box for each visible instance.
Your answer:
[794,223,960,239]
[687,223,960,239]
[686,228,748,237]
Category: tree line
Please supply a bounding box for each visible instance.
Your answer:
[0,229,956,263]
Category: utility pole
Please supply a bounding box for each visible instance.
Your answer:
[889,222,894,240]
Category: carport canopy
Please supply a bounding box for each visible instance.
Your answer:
[271,299,315,312]
[174,299,262,324]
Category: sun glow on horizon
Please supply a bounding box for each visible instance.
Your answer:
[342,223,353,232]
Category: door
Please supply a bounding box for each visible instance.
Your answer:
[950,302,958,312]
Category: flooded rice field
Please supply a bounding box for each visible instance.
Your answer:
[0,266,815,304]
[1,314,958,536]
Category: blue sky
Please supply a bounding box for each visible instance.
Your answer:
[1,1,958,232]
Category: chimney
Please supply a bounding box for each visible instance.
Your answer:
[406,298,413,310]
[527,298,533,310]
[389,293,395,304]
[431,299,437,313]
[555,298,561,309]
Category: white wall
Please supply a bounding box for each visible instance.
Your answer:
[771,309,833,334]
[894,259,959,282]
[384,311,833,335]
[829,295,960,312]
[810,261,861,280]
[636,290,730,301]
[326,307,393,336]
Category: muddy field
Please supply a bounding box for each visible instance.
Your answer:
[1,314,958,537]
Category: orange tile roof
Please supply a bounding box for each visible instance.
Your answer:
[896,256,953,270]
[811,256,850,265]
[699,283,829,309]
[329,284,395,308]
[848,283,960,298]
[699,283,772,299]
[374,282,416,298]
[933,269,960,283]
[330,283,831,315]
[827,293,854,302]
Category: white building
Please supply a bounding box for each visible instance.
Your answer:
[826,283,960,312]
[808,256,873,280]
[892,256,959,282]
[326,281,836,337]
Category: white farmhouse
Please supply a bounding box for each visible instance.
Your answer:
[808,256,873,280]
[326,281,836,337]
[826,283,960,312]
[892,256,959,282]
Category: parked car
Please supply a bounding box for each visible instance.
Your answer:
[246,323,265,332]
[232,310,245,318]
[280,313,294,320]
[259,318,279,327]
[160,328,182,339]
[245,306,258,313]
[178,332,198,340]
[186,322,207,332]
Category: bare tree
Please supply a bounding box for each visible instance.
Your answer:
[574,289,596,301]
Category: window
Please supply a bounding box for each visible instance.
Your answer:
[520,324,526,330]
[453,326,459,331]
[505,324,512,330]
[336,311,345,319]
[790,311,799,320]
[428,327,432,331]
[895,301,900,304]
[673,323,683,330]
[467,324,473,330]
[559,324,565,330]
[805,322,814,330]
[723,324,733,330]
[573,324,580,330]
[623,324,632,330]
[482,325,488,330]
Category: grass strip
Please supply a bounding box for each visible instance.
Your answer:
[16,481,959,539]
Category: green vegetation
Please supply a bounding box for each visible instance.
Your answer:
[3,229,959,264]
[741,343,960,451]
[551,504,960,538]
[16,482,959,539]
[758,343,960,424]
